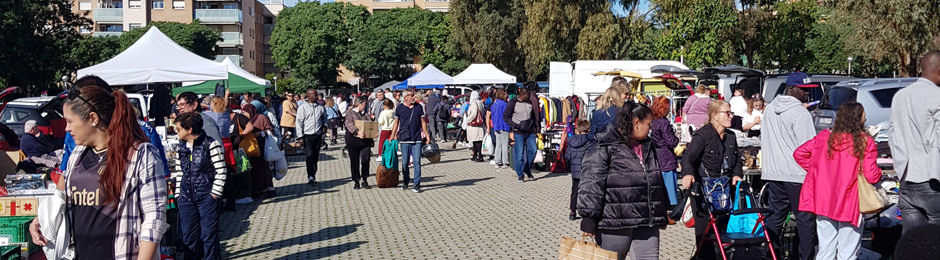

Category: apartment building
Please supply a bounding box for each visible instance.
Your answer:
[335,0,450,13]
[72,0,283,76]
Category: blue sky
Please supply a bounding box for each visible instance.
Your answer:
[286,0,650,16]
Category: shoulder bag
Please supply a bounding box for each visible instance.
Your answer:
[237,118,261,157]
[858,157,889,214]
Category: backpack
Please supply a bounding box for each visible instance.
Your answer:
[437,101,452,121]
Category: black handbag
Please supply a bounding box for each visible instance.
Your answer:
[422,142,440,158]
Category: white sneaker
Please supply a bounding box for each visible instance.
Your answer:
[235,197,253,204]
[489,160,496,165]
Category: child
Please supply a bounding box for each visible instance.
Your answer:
[565,120,591,221]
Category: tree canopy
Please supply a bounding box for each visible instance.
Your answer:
[0,0,89,94]
[270,2,369,88]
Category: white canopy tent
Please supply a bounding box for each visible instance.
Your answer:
[453,63,517,84]
[407,64,454,86]
[182,56,269,86]
[77,26,228,85]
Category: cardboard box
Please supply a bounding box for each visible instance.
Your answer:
[0,198,38,217]
[355,120,379,139]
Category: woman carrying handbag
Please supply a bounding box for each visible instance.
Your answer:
[29,76,168,260]
[793,101,882,260]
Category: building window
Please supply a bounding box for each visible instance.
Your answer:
[79,2,91,10]
[152,0,164,9]
[130,23,143,29]
[129,0,142,8]
[79,26,92,34]
[173,1,184,9]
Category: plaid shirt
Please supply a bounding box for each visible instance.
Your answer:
[64,143,168,260]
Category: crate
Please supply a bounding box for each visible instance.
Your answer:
[0,216,37,255]
[0,245,17,260]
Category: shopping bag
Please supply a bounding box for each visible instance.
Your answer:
[264,132,285,162]
[533,150,544,164]
[702,176,732,211]
[726,181,763,235]
[234,148,251,175]
[238,124,261,157]
[376,164,399,188]
[481,135,494,156]
[558,236,618,260]
[221,137,235,168]
[422,143,440,158]
[382,140,399,171]
[680,124,694,143]
[679,189,696,228]
[273,156,288,181]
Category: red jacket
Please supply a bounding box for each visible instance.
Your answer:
[794,129,881,226]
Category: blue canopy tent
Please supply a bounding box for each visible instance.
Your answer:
[393,64,453,90]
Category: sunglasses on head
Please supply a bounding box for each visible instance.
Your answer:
[67,85,112,115]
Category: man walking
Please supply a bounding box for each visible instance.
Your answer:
[296,89,327,186]
[760,72,818,260]
[391,90,432,193]
[504,82,541,182]
[891,50,940,235]
[425,90,443,141]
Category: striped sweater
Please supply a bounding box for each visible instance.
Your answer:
[171,135,227,198]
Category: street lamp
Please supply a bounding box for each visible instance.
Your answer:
[273,76,278,93]
[60,75,69,91]
[847,57,853,75]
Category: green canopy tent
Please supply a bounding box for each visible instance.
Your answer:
[172,72,267,96]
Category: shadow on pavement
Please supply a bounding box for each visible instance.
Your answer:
[219,200,261,244]
[225,224,365,259]
[272,241,368,260]
[421,177,495,192]
[263,180,345,204]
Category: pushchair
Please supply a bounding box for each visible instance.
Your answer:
[692,180,778,260]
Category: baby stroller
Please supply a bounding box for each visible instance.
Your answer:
[693,180,778,260]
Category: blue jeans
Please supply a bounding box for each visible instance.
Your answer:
[179,192,220,260]
[400,142,423,187]
[662,170,678,206]
[512,133,537,178]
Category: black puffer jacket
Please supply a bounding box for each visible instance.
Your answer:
[680,124,744,180]
[578,124,668,234]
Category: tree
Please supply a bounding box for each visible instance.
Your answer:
[0,0,89,94]
[118,22,221,59]
[449,0,527,79]
[67,36,122,70]
[651,0,739,69]
[346,8,447,88]
[829,0,940,76]
[270,2,369,87]
[576,11,621,60]
[734,2,773,68]
[517,0,608,79]
[758,0,818,71]
[421,16,470,75]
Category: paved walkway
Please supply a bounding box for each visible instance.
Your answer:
[219,140,695,259]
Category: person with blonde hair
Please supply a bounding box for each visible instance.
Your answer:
[588,87,625,137]
[680,84,712,129]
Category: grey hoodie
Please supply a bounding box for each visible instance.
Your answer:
[760,95,816,183]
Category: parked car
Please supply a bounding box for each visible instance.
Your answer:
[763,74,858,104]
[812,78,916,132]
[0,95,67,148]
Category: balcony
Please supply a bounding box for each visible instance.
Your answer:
[218,32,243,47]
[93,31,124,37]
[194,9,242,24]
[94,8,123,23]
[215,55,242,66]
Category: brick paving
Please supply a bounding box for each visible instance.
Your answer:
[219,140,695,259]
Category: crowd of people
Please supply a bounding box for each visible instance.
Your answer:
[17,51,940,260]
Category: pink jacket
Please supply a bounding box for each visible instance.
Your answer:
[794,130,881,226]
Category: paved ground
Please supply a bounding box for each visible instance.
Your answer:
[218,139,695,259]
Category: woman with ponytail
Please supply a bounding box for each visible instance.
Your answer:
[578,101,667,260]
[29,76,168,260]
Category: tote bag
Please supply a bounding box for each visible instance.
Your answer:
[726,181,764,235]
[238,120,261,157]
[558,236,618,260]
[858,158,889,214]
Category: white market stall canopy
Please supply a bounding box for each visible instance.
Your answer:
[77,26,228,85]
[453,63,517,84]
[393,64,454,90]
[182,56,269,86]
